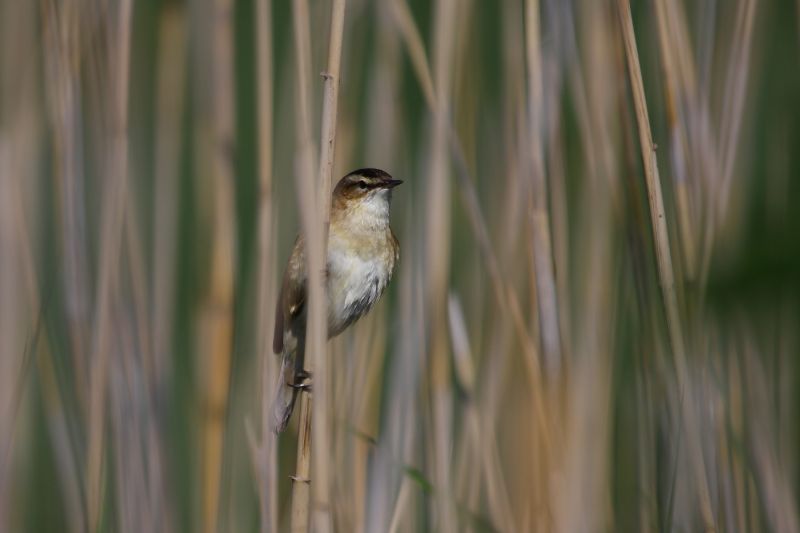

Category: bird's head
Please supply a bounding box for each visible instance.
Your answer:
[332,168,402,223]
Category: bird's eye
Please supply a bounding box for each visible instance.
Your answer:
[358,180,368,189]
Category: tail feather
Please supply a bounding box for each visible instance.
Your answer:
[272,353,298,433]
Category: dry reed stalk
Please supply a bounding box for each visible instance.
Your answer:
[495,13,547,525]
[523,4,562,520]
[525,0,562,381]
[668,0,707,217]
[288,0,317,529]
[86,1,133,529]
[615,0,715,529]
[653,0,696,278]
[253,0,278,531]
[200,0,237,529]
[552,3,618,529]
[305,1,347,530]
[41,0,92,413]
[614,26,667,529]
[426,0,458,530]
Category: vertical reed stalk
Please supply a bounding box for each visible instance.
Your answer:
[202,0,236,529]
[87,1,133,529]
[290,0,347,529]
[43,0,92,414]
[426,0,457,530]
[525,0,562,380]
[653,0,696,277]
[616,0,715,529]
[254,0,278,531]
[308,0,346,532]
[289,0,317,529]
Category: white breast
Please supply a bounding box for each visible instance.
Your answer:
[325,188,397,336]
[325,242,392,336]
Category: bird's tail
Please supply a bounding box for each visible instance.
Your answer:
[272,351,299,433]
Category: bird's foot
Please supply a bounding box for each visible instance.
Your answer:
[288,369,313,392]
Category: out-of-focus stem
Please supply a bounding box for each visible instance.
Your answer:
[653,0,696,279]
[525,0,562,380]
[288,0,316,529]
[616,1,715,530]
[391,0,550,455]
[426,0,457,530]
[307,0,347,531]
[153,4,186,402]
[87,1,133,530]
[201,0,236,529]
[254,0,278,531]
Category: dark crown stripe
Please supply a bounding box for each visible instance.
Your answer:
[346,168,392,180]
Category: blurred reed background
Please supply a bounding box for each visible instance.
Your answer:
[1,0,799,531]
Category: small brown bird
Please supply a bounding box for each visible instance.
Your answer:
[272,168,402,432]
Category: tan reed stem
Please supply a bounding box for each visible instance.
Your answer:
[201,0,237,529]
[288,0,317,529]
[616,0,715,529]
[87,1,133,530]
[426,0,458,530]
[653,0,697,278]
[305,0,347,531]
[525,0,562,379]
[254,0,278,531]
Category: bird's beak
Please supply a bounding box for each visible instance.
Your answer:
[383,179,403,189]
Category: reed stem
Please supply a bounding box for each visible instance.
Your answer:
[254,0,278,530]
[87,1,133,529]
[525,0,562,380]
[616,0,715,529]
[288,0,316,528]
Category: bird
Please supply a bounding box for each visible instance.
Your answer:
[272,168,402,432]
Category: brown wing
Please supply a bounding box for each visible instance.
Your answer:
[272,236,307,354]
[390,228,400,273]
[272,286,286,354]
